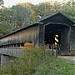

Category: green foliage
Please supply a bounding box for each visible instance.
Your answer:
[0,8,18,36]
[34,58,75,75]
[0,0,75,36]
[0,0,4,6]
[0,48,75,75]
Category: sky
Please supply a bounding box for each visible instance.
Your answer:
[4,0,69,7]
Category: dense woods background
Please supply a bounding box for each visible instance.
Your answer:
[0,0,75,37]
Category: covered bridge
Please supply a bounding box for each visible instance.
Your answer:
[0,12,75,55]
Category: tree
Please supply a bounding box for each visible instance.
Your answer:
[11,3,39,27]
[0,0,4,7]
[0,1,75,36]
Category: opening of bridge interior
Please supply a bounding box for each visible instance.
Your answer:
[44,24,70,54]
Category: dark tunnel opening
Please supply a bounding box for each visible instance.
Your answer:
[44,24,70,52]
[45,31,61,45]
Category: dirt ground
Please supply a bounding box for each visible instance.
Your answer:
[58,56,75,61]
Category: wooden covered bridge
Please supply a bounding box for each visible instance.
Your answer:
[0,12,75,66]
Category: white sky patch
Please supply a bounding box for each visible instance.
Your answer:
[4,0,70,7]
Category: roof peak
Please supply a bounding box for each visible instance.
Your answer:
[40,12,74,24]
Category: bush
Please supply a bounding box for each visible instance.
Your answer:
[0,48,75,75]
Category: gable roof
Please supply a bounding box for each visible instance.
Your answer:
[40,12,74,26]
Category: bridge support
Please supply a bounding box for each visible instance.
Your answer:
[1,55,10,68]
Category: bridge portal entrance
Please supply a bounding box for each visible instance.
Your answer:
[44,24,70,55]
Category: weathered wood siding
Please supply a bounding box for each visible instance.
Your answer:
[39,23,44,46]
[0,25,39,46]
[70,27,75,50]
[61,28,70,53]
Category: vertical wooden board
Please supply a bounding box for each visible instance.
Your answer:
[39,23,44,46]
[61,28,70,52]
[70,27,75,50]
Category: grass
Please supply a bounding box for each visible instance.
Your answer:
[0,48,75,75]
